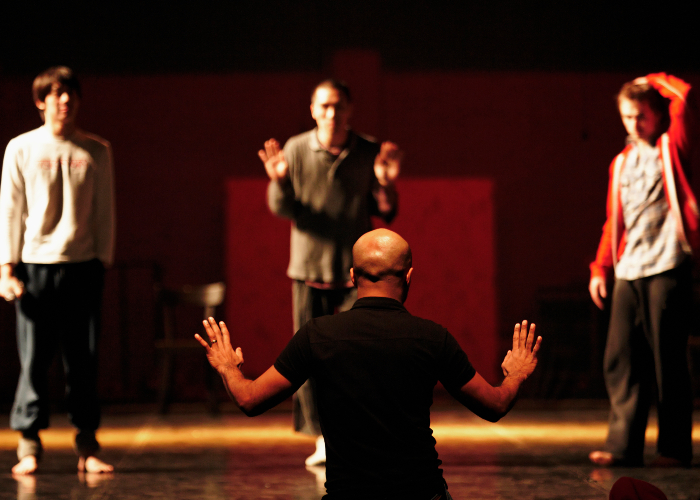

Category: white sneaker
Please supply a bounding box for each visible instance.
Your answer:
[305,436,326,466]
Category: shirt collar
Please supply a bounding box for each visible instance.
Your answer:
[351,296,406,312]
[309,128,356,153]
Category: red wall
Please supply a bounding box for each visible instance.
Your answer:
[1,55,698,403]
[226,178,498,382]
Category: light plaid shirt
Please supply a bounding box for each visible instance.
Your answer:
[615,139,687,280]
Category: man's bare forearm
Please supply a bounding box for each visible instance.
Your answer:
[456,323,540,422]
[492,372,529,417]
[453,372,526,422]
[217,364,295,417]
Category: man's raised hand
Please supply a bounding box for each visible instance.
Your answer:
[258,139,289,181]
[195,318,244,375]
[501,320,541,380]
[373,141,402,187]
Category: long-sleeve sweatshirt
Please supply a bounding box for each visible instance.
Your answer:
[0,126,115,266]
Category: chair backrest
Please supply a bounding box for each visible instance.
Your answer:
[155,282,226,320]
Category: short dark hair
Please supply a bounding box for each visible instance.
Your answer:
[32,66,81,104]
[617,80,670,129]
[311,79,351,104]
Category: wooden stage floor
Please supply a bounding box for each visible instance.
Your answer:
[0,401,698,499]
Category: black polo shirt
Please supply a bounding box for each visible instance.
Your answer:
[275,296,476,499]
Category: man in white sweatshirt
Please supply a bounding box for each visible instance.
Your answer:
[0,66,115,475]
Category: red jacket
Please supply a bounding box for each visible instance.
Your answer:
[590,73,700,280]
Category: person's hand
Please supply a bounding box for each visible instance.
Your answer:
[195,317,244,375]
[373,141,402,187]
[589,275,607,310]
[0,274,24,301]
[501,321,541,379]
[258,139,289,181]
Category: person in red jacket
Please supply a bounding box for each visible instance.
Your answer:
[588,73,699,467]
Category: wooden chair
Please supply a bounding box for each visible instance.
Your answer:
[154,282,226,413]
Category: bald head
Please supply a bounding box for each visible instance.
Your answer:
[351,229,413,301]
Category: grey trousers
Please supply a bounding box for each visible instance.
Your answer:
[291,281,357,436]
[603,262,693,464]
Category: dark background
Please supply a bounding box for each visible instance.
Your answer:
[3,1,700,75]
[1,1,700,408]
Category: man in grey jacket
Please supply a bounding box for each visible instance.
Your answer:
[258,79,402,465]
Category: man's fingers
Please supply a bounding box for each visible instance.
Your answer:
[512,321,537,354]
[381,141,398,154]
[589,277,607,310]
[194,333,210,350]
[379,142,403,171]
[591,294,604,310]
[533,336,542,353]
[203,317,222,343]
[264,139,280,158]
[530,336,543,359]
[519,320,528,350]
[525,323,536,350]
[377,142,398,161]
[219,321,232,346]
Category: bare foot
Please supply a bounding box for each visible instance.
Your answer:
[78,456,114,473]
[12,456,38,475]
[589,450,616,466]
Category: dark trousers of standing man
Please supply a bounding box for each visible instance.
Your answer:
[603,261,693,465]
[291,281,357,436]
[10,259,105,460]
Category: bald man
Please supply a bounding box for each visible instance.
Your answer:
[196,229,541,500]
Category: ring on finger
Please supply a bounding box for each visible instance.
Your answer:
[211,339,218,344]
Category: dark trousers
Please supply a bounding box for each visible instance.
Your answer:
[291,281,357,436]
[603,263,693,464]
[10,260,105,456]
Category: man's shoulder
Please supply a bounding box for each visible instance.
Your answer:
[284,130,315,149]
[318,298,449,337]
[7,127,45,147]
[352,131,379,147]
[347,131,380,155]
[74,130,111,150]
[609,143,634,171]
[6,128,111,153]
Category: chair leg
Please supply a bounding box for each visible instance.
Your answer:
[158,351,174,414]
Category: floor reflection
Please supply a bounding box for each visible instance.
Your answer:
[0,405,698,499]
